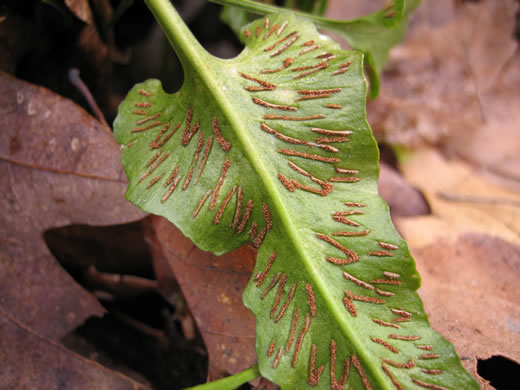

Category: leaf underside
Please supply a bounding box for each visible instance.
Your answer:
[214,0,422,97]
[114,12,478,390]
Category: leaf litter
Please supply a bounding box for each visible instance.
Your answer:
[368,0,519,184]
[147,216,259,380]
[0,307,149,390]
[0,71,146,387]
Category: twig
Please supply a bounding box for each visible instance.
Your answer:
[68,68,110,129]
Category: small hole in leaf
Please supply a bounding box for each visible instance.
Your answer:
[477,355,520,389]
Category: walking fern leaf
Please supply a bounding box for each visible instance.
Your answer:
[114,1,478,388]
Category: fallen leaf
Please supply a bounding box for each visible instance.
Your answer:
[368,0,520,182]
[409,233,520,389]
[394,148,520,388]
[395,148,520,248]
[0,71,145,341]
[147,215,258,379]
[0,307,150,390]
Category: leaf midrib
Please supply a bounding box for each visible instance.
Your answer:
[145,1,387,387]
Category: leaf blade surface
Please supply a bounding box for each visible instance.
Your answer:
[114,8,478,390]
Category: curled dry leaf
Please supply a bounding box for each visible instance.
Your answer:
[0,70,145,341]
[0,307,149,390]
[369,0,520,182]
[147,215,258,378]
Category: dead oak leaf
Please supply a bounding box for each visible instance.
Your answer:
[0,70,145,341]
[409,234,520,389]
[395,148,520,387]
[147,215,257,380]
[0,307,149,390]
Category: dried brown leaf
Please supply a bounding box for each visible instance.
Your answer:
[369,0,520,182]
[0,307,149,390]
[396,149,520,248]
[147,215,257,379]
[395,148,520,387]
[0,71,145,340]
[411,234,520,389]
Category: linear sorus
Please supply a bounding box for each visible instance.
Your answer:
[278,149,341,163]
[307,344,325,385]
[149,121,181,150]
[264,114,326,121]
[264,31,296,52]
[192,189,212,217]
[263,23,278,40]
[252,97,297,111]
[135,112,161,125]
[239,72,276,91]
[291,314,311,368]
[274,282,297,323]
[210,159,231,210]
[214,185,237,225]
[212,117,232,152]
[271,34,299,57]
[299,44,320,55]
[330,340,350,389]
[333,230,370,237]
[261,57,293,74]
[131,120,162,133]
[286,307,299,353]
[194,136,213,185]
[293,62,328,79]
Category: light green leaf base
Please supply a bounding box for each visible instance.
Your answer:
[114,1,478,389]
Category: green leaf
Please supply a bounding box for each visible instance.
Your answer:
[212,0,421,97]
[114,2,478,389]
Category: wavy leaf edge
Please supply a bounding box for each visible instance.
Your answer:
[114,3,479,389]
